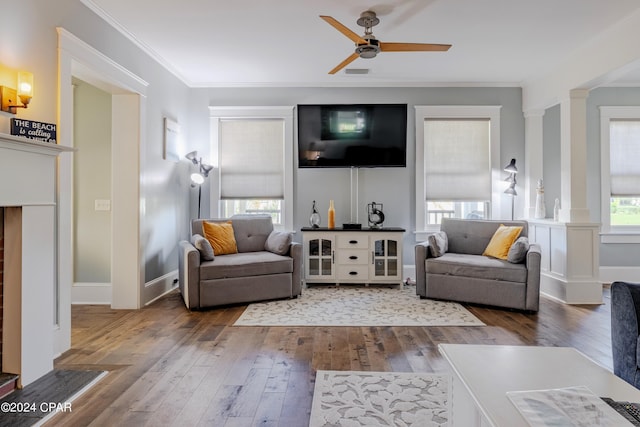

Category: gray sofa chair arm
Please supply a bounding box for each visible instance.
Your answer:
[290,241,303,297]
[414,241,432,297]
[178,240,201,310]
[611,281,640,388]
[525,242,542,311]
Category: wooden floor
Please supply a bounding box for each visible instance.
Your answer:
[48,285,612,427]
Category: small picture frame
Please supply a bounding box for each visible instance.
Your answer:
[163,117,180,162]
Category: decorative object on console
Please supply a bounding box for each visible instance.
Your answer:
[328,199,336,229]
[309,200,321,228]
[367,201,385,228]
[504,158,518,220]
[535,178,546,219]
[185,150,214,218]
[0,70,33,114]
[554,198,561,221]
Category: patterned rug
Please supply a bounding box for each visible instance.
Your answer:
[310,370,450,427]
[233,285,484,326]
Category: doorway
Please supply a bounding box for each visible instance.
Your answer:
[56,28,146,357]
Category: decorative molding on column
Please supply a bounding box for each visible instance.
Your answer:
[524,109,545,219]
[529,219,602,304]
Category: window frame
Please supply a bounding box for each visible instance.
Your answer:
[210,106,295,230]
[415,105,502,240]
[599,106,640,242]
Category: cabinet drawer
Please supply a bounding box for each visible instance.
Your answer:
[337,265,369,280]
[337,249,369,265]
[337,234,368,249]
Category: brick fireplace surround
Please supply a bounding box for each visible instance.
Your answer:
[0,133,71,388]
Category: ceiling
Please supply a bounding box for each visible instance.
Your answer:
[84,0,640,88]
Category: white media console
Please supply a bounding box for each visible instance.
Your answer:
[301,227,404,286]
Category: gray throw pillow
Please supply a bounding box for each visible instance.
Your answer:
[191,233,214,261]
[507,236,530,264]
[265,230,293,255]
[428,231,448,258]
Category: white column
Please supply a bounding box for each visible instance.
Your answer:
[529,89,601,304]
[524,110,544,219]
[559,89,591,223]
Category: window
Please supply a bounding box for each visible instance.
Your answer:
[415,106,501,236]
[600,107,640,238]
[210,107,294,230]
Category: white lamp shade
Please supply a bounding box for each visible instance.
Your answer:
[190,173,205,185]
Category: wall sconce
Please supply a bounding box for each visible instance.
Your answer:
[185,150,214,218]
[0,71,34,114]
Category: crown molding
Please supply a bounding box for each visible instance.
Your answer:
[80,0,192,87]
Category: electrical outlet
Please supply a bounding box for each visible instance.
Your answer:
[94,199,111,211]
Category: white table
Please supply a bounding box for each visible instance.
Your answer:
[438,344,640,426]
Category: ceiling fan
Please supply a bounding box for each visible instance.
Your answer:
[320,10,451,74]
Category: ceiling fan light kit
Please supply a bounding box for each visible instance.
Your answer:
[320,10,452,74]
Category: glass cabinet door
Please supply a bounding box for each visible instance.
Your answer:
[371,237,401,279]
[306,236,334,279]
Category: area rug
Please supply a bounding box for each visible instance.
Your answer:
[310,370,451,427]
[233,285,484,326]
[0,369,107,427]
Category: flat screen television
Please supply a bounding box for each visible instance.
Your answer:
[297,104,407,168]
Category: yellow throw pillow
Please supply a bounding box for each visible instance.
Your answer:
[483,225,523,260]
[202,221,238,255]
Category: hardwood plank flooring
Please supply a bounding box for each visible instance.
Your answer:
[46,285,613,426]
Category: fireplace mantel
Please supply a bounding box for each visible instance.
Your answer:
[0,132,72,387]
[0,133,73,207]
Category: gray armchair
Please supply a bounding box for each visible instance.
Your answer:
[178,214,302,310]
[611,281,640,388]
[415,218,541,312]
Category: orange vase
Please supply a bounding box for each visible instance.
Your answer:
[328,200,335,229]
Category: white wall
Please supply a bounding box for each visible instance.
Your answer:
[200,86,526,266]
[73,79,112,283]
[0,0,194,305]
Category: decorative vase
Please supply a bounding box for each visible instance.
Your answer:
[534,179,546,219]
[309,200,321,228]
[553,198,560,221]
[328,200,336,229]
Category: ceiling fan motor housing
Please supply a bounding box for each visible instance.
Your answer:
[356,38,380,58]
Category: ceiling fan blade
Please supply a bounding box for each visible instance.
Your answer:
[320,15,367,44]
[379,42,451,52]
[328,53,360,74]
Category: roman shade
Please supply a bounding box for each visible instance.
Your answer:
[219,119,285,199]
[610,120,640,196]
[423,119,491,201]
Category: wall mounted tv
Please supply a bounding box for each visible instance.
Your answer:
[297,104,408,168]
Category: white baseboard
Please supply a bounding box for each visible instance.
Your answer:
[72,283,112,305]
[599,266,640,284]
[539,273,603,305]
[144,270,178,306]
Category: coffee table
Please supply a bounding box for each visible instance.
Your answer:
[438,344,640,426]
